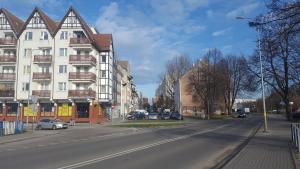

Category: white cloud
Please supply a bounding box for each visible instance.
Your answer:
[212,28,231,37]
[226,2,260,18]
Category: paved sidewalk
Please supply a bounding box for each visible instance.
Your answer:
[223,115,296,169]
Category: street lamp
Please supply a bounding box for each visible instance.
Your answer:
[236,16,268,132]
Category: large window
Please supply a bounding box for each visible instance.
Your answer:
[60,31,68,40]
[100,85,106,93]
[59,65,67,74]
[101,70,106,78]
[25,32,33,40]
[6,103,18,115]
[40,103,54,116]
[23,65,31,75]
[58,82,67,91]
[40,31,48,40]
[59,48,67,57]
[24,48,32,58]
[22,83,30,91]
[101,55,106,63]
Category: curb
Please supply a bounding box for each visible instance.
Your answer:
[211,122,262,169]
[289,142,300,169]
[0,131,60,145]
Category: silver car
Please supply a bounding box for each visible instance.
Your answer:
[36,119,68,130]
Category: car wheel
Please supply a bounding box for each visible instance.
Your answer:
[52,125,57,130]
[36,125,41,130]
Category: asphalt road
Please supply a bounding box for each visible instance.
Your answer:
[0,115,261,169]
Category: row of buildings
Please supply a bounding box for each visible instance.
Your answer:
[0,7,139,123]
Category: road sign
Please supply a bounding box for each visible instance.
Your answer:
[32,95,38,104]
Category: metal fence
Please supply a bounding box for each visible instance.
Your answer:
[0,121,24,136]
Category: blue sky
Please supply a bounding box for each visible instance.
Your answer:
[0,0,267,99]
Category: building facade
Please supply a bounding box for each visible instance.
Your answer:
[0,7,116,123]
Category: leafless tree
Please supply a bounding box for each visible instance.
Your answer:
[249,0,300,120]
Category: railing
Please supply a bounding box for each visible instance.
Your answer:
[32,90,51,97]
[69,55,96,65]
[70,38,91,44]
[69,72,96,82]
[291,123,300,152]
[0,38,17,45]
[68,90,96,98]
[32,73,51,80]
[0,90,14,97]
[0,55,16,63]
[33,55,52,63]
[0,73,15,81]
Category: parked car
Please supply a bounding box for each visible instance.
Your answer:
[126,111,146,120]
[36,119,68,130]
[170,111,183,120]
[238,112,247,118]
[136,109,149,116]
[292,111,300,120]
[161,112,170,120]
[148,113,158,120]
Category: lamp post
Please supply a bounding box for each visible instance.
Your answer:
[236,16,268,132]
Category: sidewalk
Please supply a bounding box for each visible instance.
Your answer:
[222,114,296,169]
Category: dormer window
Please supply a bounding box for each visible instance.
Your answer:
[40,31,48,40]
[25,32,33,40]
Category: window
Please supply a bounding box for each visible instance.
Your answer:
[100,85,106,93]
[22,83,29,91]
[41,83,49,90]
[25,32,32,40]
[23,65,31,74]
[40,31,48,40]
[101,70,106,78]
[42,49,51,55]
[59,48,67,56]
[24,48,32,58]
[59,65,67,74]
[101,55,106,63]
[58,82,66,91]
[60,31,68,40]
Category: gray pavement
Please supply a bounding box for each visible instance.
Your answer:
[0,116,270,169]
[222,114,296,169]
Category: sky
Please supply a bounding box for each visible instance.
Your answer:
[0,0,268,99]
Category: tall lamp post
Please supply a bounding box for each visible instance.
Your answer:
[236,16,268,132]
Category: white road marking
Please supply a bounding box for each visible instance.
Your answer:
[57,124,229,169]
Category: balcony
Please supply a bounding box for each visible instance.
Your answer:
[68,90,96,98]
[32,73,51,81]
[0,73,15,81]
[69,72,96,82]
[0,55,16,63]
[0,90,14,97]
[32,90,51,98]
[33,55,52,63]
[0,38,17,46]
[69,38,91,47]
[69,55,96,66]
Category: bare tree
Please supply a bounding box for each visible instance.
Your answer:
[189,49,223,119]
[219,55,256,115]
[249,0,300,120]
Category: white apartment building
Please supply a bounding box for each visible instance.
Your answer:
[0,7,115,123]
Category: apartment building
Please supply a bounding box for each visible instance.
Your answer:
[0,7,115,123]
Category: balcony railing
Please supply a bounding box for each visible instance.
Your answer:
[32,73,51,80]
[69,72,96,82]
[0,73,15,81]
[0,38,16,45]
[70,38,91,45]
[0,55,16,63]
[33,55,52,63]
[0,90,14,97]
[69,55,96,65]
[68,90,96,98]
[32,90,51,97]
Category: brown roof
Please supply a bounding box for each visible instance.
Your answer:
[118,60,129,71]
[19,7,57,37]
[54,7,95,42]
[0,8,24,35]
[93,34,112,51]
